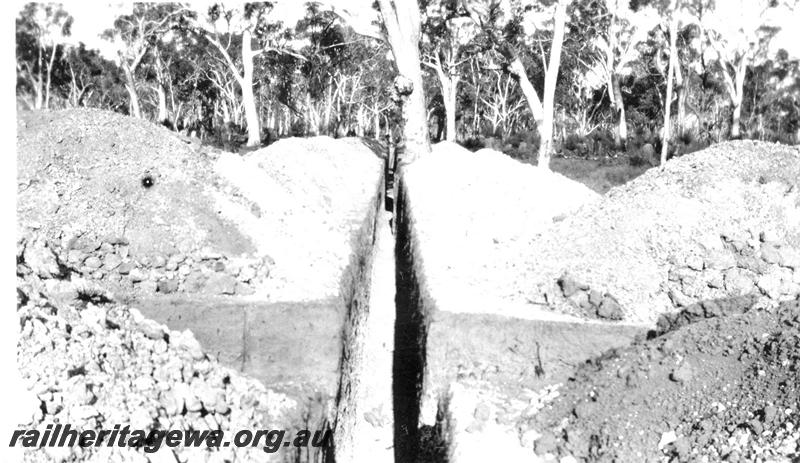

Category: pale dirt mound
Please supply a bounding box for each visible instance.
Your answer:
[509,141,800,324]
[214,136,383,301]
[403,143,600,321]
[17,109,254,258]
[529,298,800,462]
[17,110,383,302]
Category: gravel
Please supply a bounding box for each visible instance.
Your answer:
[512,140,800,323]
[16,236,313,463]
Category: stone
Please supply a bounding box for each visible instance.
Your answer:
[160,389,184,416]
[724,268,756,295]
[558,273,586,298]
[534,431,558,456]
[204,274,237,295]
[779,247,800,270]
[157,279,180,294]
[103,235,129,246]
[760,230,780,243]
[23,238,62,278]
[129,268,147,282]
[763,405,778,423]
[705,250,737,270]
[183,271,207,293]
[103,253,122,270]
[588,289,603,306]
[152,255,167,268]
[99,242,114,253]
[670,362,693,383]
[686,256,704,271]
[707,271,725,289]
[117,245,130,259]
[761,244,782,264]
[117,262,134,275]
[756,273,783,299]
[165,259,179,272]
[474,402,491,422]
[597,295,624,320]
[668,289,693,308]
[235,283,255,296]
[238,265,257,282]
[84,256,102,269]
[672,437,691,460]
[67,249,85,264]
[200,247,223,260]
[139,320,167,341]
[172,330,205,360]
[214,394,230,415]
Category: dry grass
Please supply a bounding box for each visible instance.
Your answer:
[550,156,651,194]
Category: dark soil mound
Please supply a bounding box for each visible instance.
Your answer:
[530,298,800,462]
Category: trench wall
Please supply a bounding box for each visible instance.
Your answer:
[394,149,646,462]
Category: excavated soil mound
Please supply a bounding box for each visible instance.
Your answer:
[214,136,382,301]
[17,109,383,302]
[529,298,800,462]
[404,142,600,320]
[17,109,253,258]
[509,141,800,324]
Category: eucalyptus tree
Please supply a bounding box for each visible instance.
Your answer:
[16,3,73,110]
[104,3,189,119]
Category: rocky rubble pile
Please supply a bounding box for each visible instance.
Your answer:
[513,141,800,323]
[26,230,273,298]
[17,234,316,463]
[548,227,800,322]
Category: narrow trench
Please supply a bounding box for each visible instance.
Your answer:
[391,177,439,463]
[333,155,433,463]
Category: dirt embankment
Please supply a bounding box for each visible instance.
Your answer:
[17,109,383,303]
[530,298,800,462]
[15,109,386,463]
[514,141,800,324]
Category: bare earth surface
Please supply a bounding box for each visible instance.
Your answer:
[530,299,800,462]
[15,109,800,463]
[15,109,384,463]
[512,141,800,325]
[403,141,601,322]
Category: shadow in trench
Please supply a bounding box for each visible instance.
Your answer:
[392,179,429,463]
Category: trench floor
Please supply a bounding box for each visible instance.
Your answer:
[344,210,397,462]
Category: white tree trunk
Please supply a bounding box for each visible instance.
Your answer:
[610,74,627,150]
[34,46,44,110]
[661,4,678,165]
[538,0,570,170]
[122,62,142,119]
[241,30,261,147]
[378,0,430,164]
[45,45,56,110]
[443,76,459,142]
[156,83,168,124]
[730,58,747,139]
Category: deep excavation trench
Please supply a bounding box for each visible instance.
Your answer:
[333,150,428,463]
[331,157,396,462]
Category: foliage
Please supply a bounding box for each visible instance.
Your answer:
[14,0,800,151]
